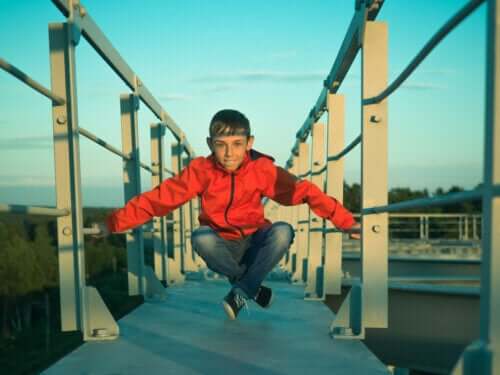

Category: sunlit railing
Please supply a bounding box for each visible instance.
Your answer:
[0,0,202,341]
[265,0,496,374]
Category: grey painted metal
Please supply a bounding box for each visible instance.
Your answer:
[182,156,198,272]
[454,0,500,373]
[305,122,326,299]
[50,0,194,157]
[0,203,69,217]
[120,93,145,296]
[363,189,482,215]
[49,22,86,333]
[77,126,131,160]
[150,123,168,282]
[326,280,480,374]
[360,21,389,330]
[286,158,300,275]
[42,280,389,375]
[292,142,310,283]
[342,254,480,279]
[364,0,485,105]
[168,143,185,285]
[0,57,65,105]
[287,1,384,164]
[49,22,118,341]
[324,93,345,296]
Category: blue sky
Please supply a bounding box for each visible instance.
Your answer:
[0,0,486,207]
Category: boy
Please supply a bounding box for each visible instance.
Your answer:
[99,109,359,320]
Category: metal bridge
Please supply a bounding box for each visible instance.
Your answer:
[0,0,498,374]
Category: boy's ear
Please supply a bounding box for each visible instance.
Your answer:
[246,136,254,150]
[206,137,214,152]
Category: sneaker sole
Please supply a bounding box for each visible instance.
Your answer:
[222,301,237,320]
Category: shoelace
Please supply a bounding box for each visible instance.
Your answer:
[234,293,250,315]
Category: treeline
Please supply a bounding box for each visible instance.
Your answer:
[0,208,139,375]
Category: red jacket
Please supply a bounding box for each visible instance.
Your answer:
[106,149,356,240]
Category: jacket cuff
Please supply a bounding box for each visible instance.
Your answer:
[329,201,356,230]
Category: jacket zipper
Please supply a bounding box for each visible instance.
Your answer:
[224,173,245,237]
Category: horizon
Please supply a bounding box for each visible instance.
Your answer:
[0,0,485,207]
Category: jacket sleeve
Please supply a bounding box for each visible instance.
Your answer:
[106,157,206,233]
[262,161,356,230]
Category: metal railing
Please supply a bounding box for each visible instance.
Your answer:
[265,1,496,374]
[0,0,203,341]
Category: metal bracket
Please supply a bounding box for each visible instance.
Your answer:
[329,283,365,339]
[84,286,119,341]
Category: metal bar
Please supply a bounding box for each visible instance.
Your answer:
[120,93,145,296]
[48,22,87,335]
[181,156,197,272]
[139,162,153,174]
[328,135,362,161]
[169,142,185,284]
[292,142,310,283]
[363,189,483,215]
[163,167,174,176]
[150,123,168,282]
[50,0,195,157]
[364,0,485,105]
[0,57,66,105]
[305,122,326,299]
[0,203,69,217]
[77,126,131,160]
[289,1,384,158]
[361,20,389,329]
[323,93,345,296]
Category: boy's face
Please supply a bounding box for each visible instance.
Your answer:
[207,135,254,171]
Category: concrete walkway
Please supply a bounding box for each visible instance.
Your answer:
[43,280,389,375]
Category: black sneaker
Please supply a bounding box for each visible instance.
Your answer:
[222,289,248,320]
[254,285,273,308]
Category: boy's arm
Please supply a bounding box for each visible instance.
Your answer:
[262,162,356,231]
[106,158,206,233]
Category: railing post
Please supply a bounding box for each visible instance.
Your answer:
[419,215,425,240]
[168,142,185,284]
[473,215,478,240]
[49,21,87,334]
[292,142,310,283]
[324,93,345,296]
[49,22,118,340]
[459,216,464,240]
[360,20,389,330]
[305,122,326,299]
[120,93,145,297]
[425,215,430,240]
[182,156,197,272]
[288,157,300,275]
[454,1,500,373]
[150,123,168,282]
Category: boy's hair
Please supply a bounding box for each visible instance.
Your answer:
[209,109,251,138]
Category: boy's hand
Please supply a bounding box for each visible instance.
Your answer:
[348,222,361,240]
[90,222,110,239]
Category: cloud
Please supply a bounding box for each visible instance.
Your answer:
[401,82,447,90]
[0,136,52,150]
[269,50,298,60]
[418,68,457,76]
[200,84,241,94]
[157,94,193,102]
[192,70,325,83]
[0,175,54,187]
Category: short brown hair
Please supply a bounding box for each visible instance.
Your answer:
[209,109,251,138]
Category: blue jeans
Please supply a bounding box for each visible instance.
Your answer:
[191,222,294,299]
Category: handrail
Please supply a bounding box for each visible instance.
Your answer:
[78,127,131,161]
[0,58,66,105]
[362,189,483,215]
[50,0,195,157]
[286,1,384,167]
[0,204,70,217]
[364,0,485,105]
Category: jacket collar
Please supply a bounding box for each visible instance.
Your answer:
[208,149,274,175]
